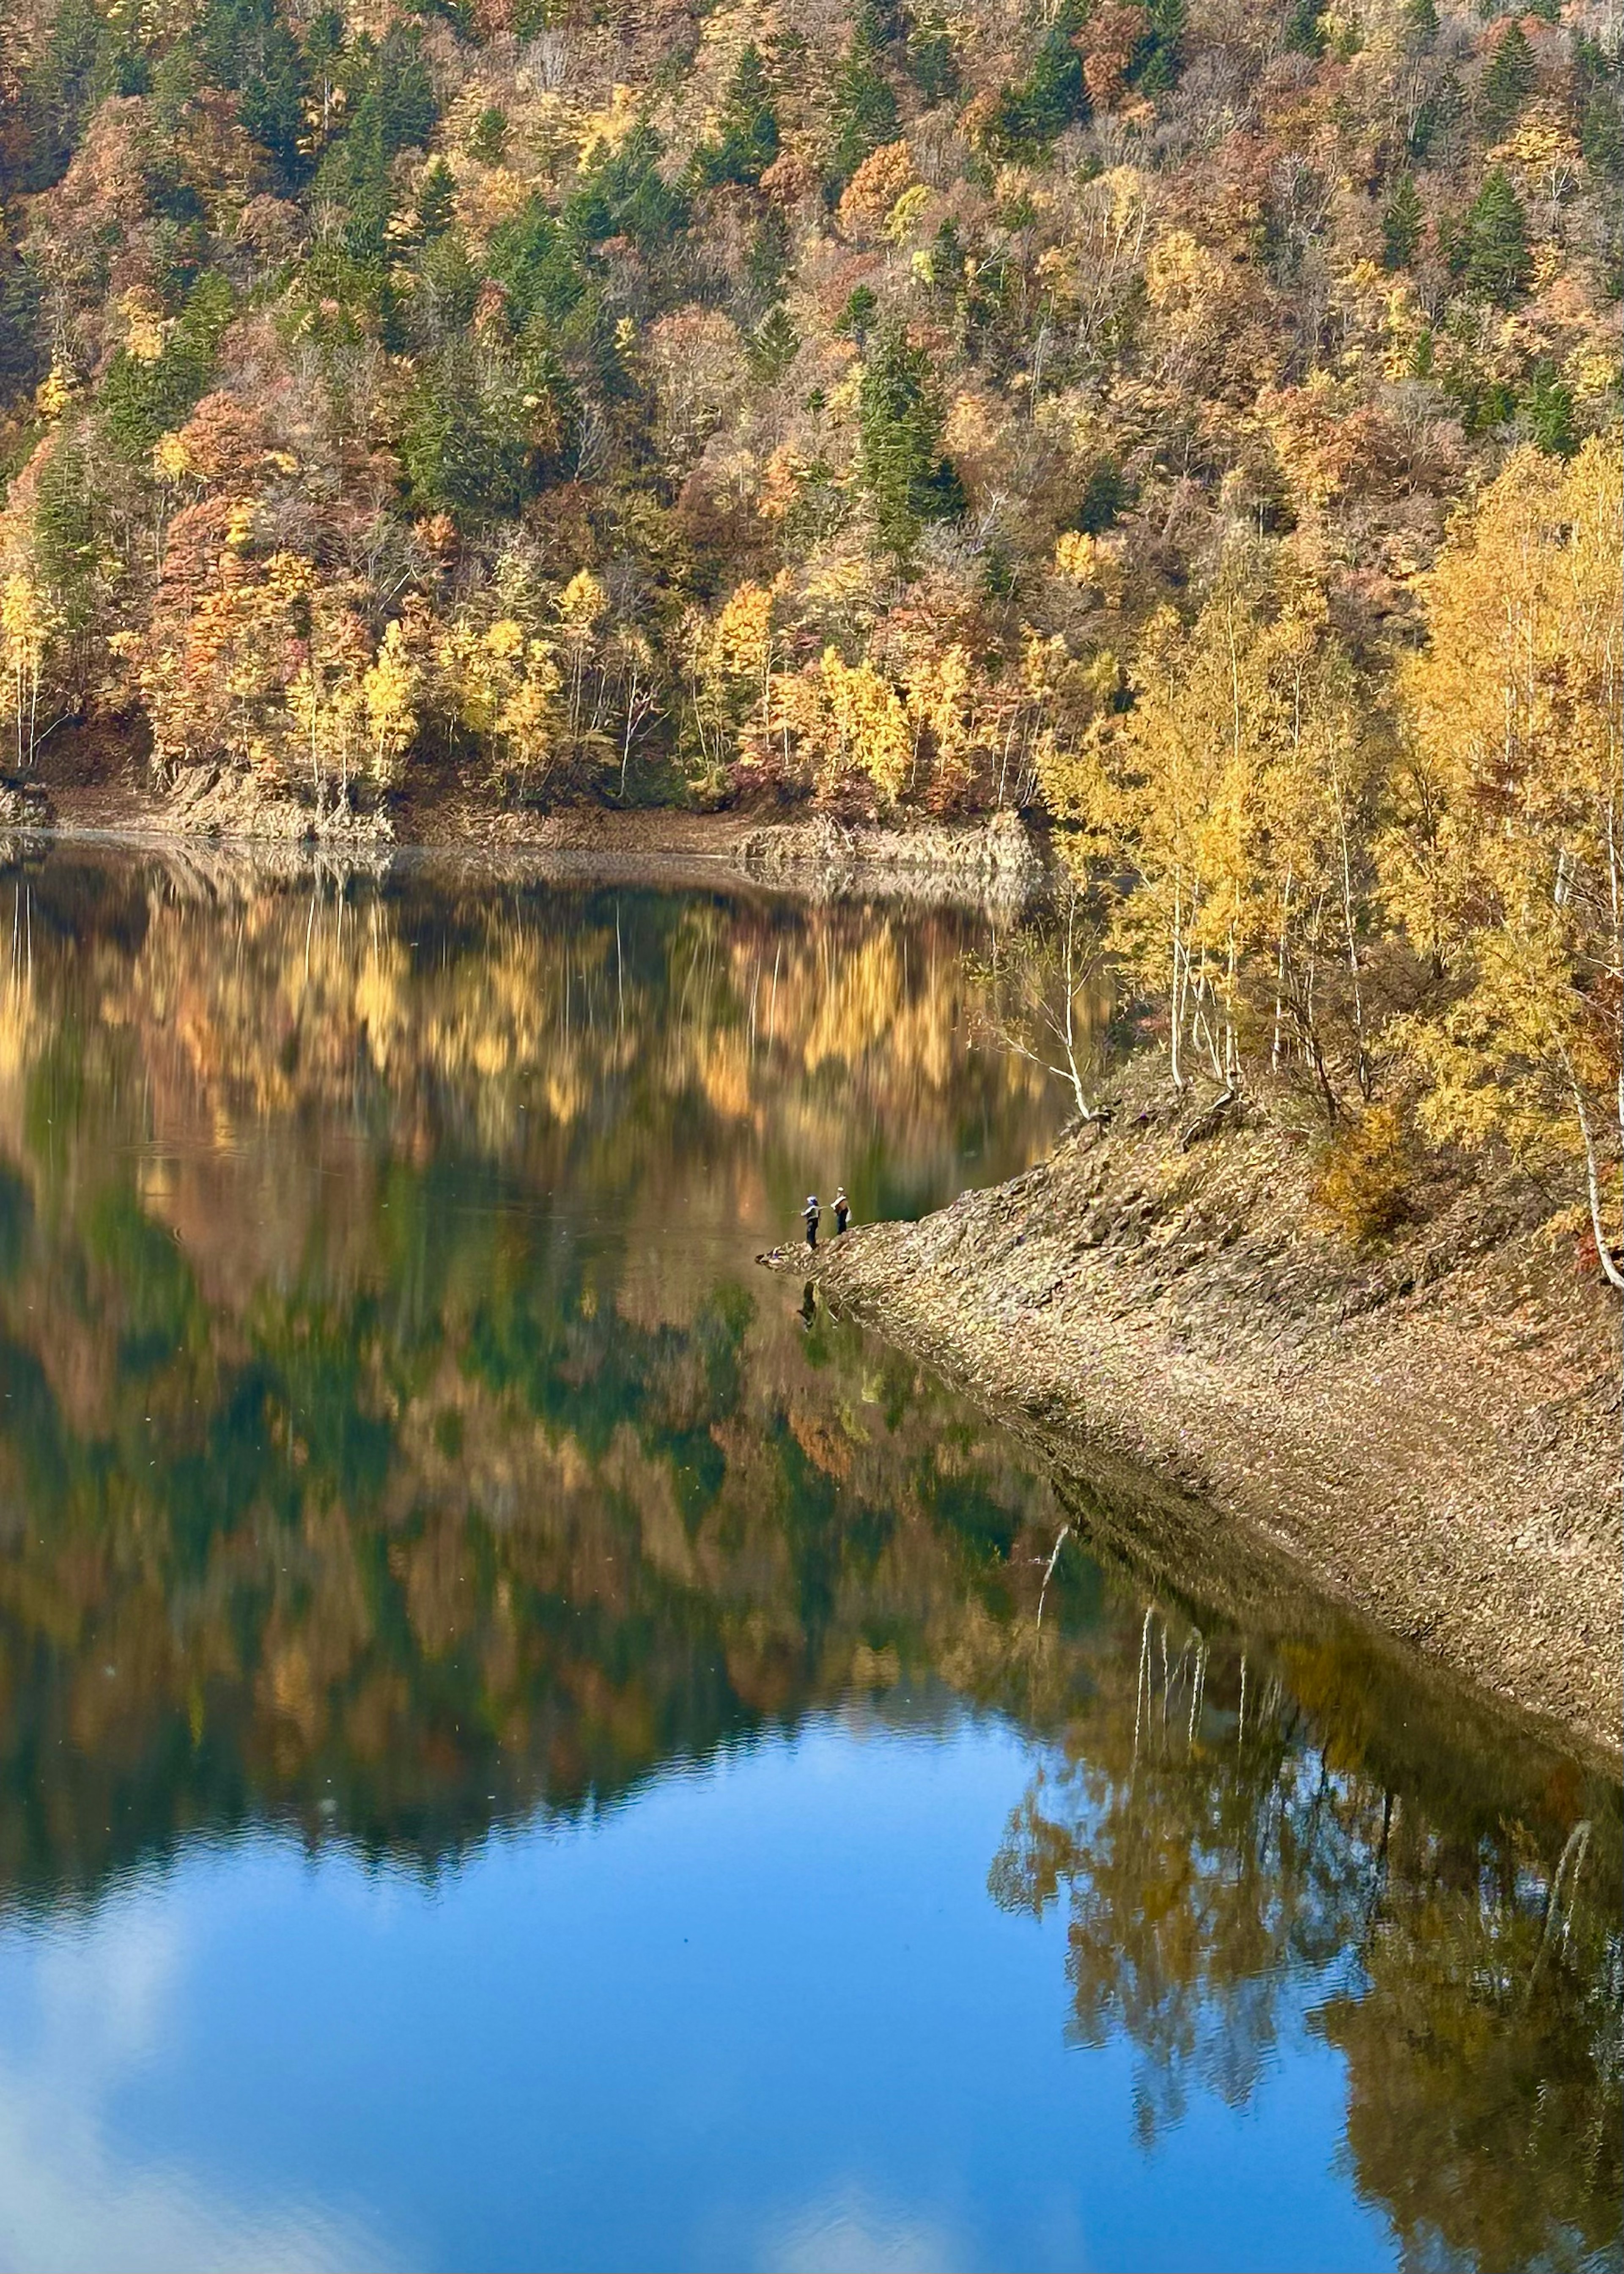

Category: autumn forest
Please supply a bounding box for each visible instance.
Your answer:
[0,0,1619,1277]
[0,2,1617,2253]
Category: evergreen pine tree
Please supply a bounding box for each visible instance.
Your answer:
[829,25,899,184]
[148,43,198,137]
[1463,165,1531,302]
[1284,0,1328,58]
[905,10,959,104]
[1525,366,1577,454]
[694,46,780,187]
[1382,174,1425,269]
[1131,0,1186,91]
[418,159,457,241]
[1580,86,1624,180]
[857,324,965,563]
[1479,20,1534,133]
[469,107,509,165]
[1402,0,1437,46]
[749,305,800,382]
[33,439,99,634]
[835,285,879,343]
[239,24,307,184]
[743,208,790,304]
[989,11,1089,156]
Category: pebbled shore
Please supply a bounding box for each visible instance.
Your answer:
[31,770,1049,906]
[769,1061,1623,1761]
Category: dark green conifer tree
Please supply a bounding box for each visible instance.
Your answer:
[857,324,965,563]
[837,285,879,340]
[1577,42,1624,181]
[694,47,780,187]
[989,11,1089,156]
[1525,366,1577,454]
[828,23,900,184]
[1479,20,1534,132]
[417,159,458,240]
[905,11,959,104]
[1382,174,1425,269]
[1131,0,1187,92]
[32,437,100,634]
[744,208,791,305]
[1284,0,1328,58]
[749,306,800,381]
[469,107,509,165]
[1463,165,1531,302]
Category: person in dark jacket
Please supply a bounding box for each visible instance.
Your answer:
[834,1188,850,1234]
[802,1194,820,1249]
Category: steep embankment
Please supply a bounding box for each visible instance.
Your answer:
[774,1065,1622,1757]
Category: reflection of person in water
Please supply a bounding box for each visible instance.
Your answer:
[799,1281,817,1328]
[834,1188,850,1235]
[802,1194,820,1249]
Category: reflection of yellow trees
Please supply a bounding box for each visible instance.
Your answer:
[93,883,1046,1149]
[988,1605,1621,2263]
[0,957,39,1086]
[0,850,1081,1902]
[801,930,907,1070]
[30,875,1060,1262]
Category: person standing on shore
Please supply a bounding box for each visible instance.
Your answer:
[834,1188,850,1235]
[803,1194,820,1250]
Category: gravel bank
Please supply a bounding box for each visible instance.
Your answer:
[770,1063,1622,1760]
[36,773,1049,905]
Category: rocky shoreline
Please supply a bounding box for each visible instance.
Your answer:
[768,1059,1623,1762]
[23,772,1051,905]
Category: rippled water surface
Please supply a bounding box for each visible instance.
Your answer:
[0,848,1617,2274]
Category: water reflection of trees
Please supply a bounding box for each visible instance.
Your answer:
[24,852,1059,1199]
[0,850,1617,2273]
[0,1171,1068,1903]
[990,1606,1623,2272]
[0,851,1073,1905]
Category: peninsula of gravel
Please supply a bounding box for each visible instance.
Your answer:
[772,1063,1622,1761]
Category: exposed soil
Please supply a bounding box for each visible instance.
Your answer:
[768,1058,1623,1762]
[30,756,1047,903]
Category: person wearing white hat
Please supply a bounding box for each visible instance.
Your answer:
[801,1194,821,1250]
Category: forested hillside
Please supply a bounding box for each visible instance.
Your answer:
[0,0,1620,1262]
[0,0,1615,798]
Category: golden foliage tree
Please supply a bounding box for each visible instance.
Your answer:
[1393,437,1624,1284]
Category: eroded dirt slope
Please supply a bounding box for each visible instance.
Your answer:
[774,1065,1622,1757]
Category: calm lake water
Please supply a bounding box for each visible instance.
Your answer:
[0,846,1617,2274]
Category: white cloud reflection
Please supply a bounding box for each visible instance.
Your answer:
[0,1881,390,2274]
[760,2181,963,2274]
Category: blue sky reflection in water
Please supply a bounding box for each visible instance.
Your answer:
[2,1719,1384,2274]
[0,850,1616,2274]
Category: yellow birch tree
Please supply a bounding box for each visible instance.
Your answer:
[1394,436,1624,1286]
